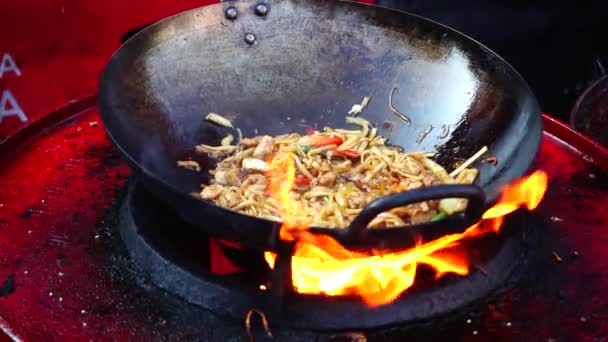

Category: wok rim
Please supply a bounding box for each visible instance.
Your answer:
[569,73,608,129]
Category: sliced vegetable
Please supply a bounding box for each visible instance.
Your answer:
[295,175,311,186]
[294,155,314,179]
[455,168,479,184]
[348,104,364,116]
[309,145,338,156]
[205,112,233,128]
[296,134,342,148]
[431,211,448,222]
[348,96,372,116]
[299,145,312,153]
[417,156,453,183]
[221,134,234,146]
[361,96,371,108]
[309,135,344,147]
[439,198,467,215]
[331,149,359,158]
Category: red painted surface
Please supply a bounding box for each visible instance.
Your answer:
[0,108,131,340]
[543,115,608,171]
[0,0,378,139]
[0,0,219,138]
[0,99,607,340]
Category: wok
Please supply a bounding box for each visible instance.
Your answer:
[98,0,542,251]
[570,73,608,148]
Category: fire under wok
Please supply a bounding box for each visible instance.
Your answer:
[98,0,542,251]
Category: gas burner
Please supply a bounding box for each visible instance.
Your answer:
[118,179,535,330]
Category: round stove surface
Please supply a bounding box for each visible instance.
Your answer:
[0,101,607,340]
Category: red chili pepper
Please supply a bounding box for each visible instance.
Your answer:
[295,175,311,185]
[309,135,344,147]
[331,149,359,158]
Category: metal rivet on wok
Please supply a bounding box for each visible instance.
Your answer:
[244,33,257,45]
[255,3,269,16]
[224,6,238,20]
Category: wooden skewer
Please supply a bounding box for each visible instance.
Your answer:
[449,146,488,178]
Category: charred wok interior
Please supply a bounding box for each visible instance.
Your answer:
[97,0,549,332]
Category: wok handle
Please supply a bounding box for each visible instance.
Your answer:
[346,184,486,241]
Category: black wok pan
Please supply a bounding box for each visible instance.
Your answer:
[98,0,542,251]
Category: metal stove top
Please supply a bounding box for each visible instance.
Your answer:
[0,98,607,341]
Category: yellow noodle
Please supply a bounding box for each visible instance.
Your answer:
[194,115,482,229]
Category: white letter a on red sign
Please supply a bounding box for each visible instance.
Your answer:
[0,90,27,124]
[0,53,22,78]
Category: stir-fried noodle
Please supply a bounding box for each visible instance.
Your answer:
[181,115,485,229]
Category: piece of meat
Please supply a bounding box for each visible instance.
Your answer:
[177,160,201,172]
[347,191,367,209]
[225,191,241,207]
[318,172,337,187]
[242,174,268,191]
[217,159,239,170]
[214,169,242,186]
[391,201,435,221]
[253,136,274,160]
[419,201,430,211]
[242,158,269,172]
[239,138,258,148]
[200,184,223,199]
[341,173,363,183]
[396,179,423,191]
[410,209,437,224]
[246,174,268,185]
[420,170,439,187]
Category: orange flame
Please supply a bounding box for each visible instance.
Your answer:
[267,146,311,240]
[264,149,548,307]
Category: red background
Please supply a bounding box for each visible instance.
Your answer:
[0,0,377,138]
[0,0,219,138]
